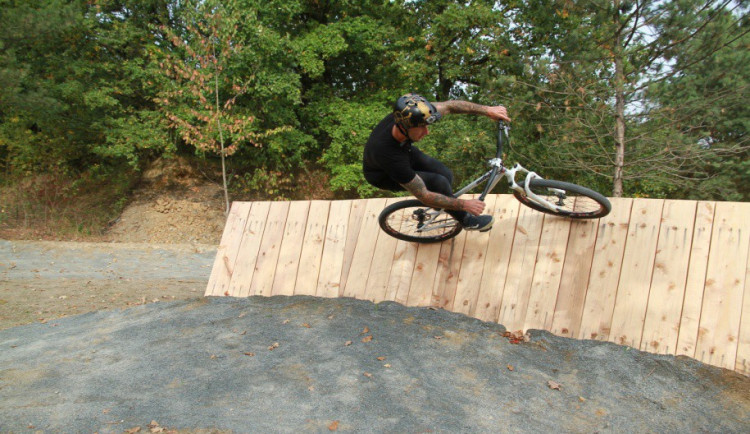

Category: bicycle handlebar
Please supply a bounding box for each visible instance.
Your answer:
[478,121,509,201]
[496,120,508,158]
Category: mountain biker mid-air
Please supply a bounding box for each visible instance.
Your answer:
[363,93,511,232]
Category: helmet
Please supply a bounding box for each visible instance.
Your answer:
[393,93,442,130]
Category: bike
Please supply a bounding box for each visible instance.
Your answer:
[378,121,612,243]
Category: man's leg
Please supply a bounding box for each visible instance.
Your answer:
[365,154,493,231]
[363,171,405,192]
[411,149,493,231]
[415,170,468,222]
[365,167,467,220]
[410,149,468,221]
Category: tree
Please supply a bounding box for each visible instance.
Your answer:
[253,0,411,196]
[646,3,749,200]
[154,0,288,212]
[512,0,749,197]
[0,0,175,176]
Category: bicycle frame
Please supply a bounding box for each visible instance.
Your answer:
[451,122,565,213]
[411,122,567,233]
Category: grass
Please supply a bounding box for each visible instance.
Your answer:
[0,169,136,241]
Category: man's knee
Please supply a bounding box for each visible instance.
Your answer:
[419,172,453,196]
[442,168,454,185]
[434,175,453,194]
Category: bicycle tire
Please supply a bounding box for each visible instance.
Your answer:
[378,199,463,243]
[513,179,611,219]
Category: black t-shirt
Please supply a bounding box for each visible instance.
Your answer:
[362,113,416,185]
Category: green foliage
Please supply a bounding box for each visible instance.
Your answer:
[229,168,293,200]
[0,0,174,175]
[1,0,748,235]
[317,97,388,197]
[502,0,750,199]
[419,116,498,188]
[645,7,750,200]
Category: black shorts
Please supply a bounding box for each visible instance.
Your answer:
[364,148,467,222]
[364,147,454,196]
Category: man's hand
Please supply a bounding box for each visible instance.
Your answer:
[486,105,511,122]
[462,199,486,216]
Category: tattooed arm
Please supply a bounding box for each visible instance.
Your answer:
[433,100,511,122]
[401,175,485,216]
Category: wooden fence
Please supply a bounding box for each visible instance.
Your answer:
[205,195,750,375]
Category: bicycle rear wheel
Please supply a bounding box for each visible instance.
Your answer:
[514,179,611,219]
[378,199,463,243]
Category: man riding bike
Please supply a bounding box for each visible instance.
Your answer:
[362,93,511,232]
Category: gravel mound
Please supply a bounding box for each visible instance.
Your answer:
[1,296,748,433]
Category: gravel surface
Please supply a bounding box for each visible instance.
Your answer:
[1,296,749,433]
[1,241,749,433]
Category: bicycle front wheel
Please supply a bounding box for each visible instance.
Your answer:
[514,179,611,219]
[378,199,463,243]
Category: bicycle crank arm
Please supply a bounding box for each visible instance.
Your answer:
[417,222,457,233]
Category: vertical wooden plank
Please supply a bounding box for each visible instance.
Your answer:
[374,197,416,305]
[608,198,664,348]
[430,238,459,309]
[338,199,367,295]
[271,201,311,296]
[524,214,572,331]
[430,233,466,310]
[316,200,351,298]
[385,237,419,304]
[205,202,252,296]
[676,201,715,357]
[407,192,465,307]
[737,246,750,375]
[498,205,544,330]
[695,201,750,370]
[474,195,520,322]
[578,197,633,341]
[550,217,598,338]
[248,201,290,296]
[294,201,330,296]
[408,243,444,306]
[342,198,386,299]
[452,195,496,316]
[640,200,697,355]
[231,201,272,297]
[363,198,403,303]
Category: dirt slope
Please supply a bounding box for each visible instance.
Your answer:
[105,157,226,245]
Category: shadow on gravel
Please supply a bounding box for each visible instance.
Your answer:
[1,296,748,433]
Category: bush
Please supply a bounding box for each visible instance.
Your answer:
[0,166,136,240]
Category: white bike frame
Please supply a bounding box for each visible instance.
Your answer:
[454,160,565,213]
[413,126,569,233]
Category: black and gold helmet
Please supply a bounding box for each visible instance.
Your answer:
[393,93,442,130]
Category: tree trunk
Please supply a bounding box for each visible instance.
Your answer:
[214,44,230,215]
[612,1,625,198]
[613,65,626,197]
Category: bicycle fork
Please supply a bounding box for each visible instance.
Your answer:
[496,161,566,212]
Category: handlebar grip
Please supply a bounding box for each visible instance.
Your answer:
[496,121,505,158]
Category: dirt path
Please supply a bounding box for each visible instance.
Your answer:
[0,240,215,330]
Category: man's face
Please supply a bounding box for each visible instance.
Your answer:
[408,125,429,142]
